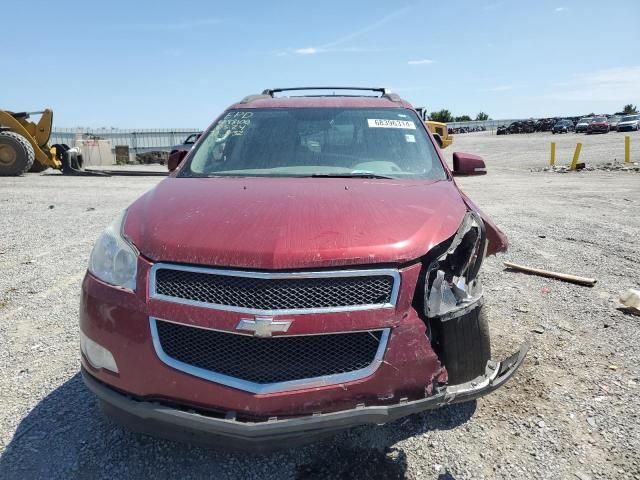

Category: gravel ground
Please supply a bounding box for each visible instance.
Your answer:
[1,130,639,479]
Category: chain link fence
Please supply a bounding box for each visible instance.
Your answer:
[50,128,201,155]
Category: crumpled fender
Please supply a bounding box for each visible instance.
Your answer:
[460,192,508,256]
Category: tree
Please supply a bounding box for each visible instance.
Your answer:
[475,112,490,121]
[429,109,454,123]
[622,104,638,114]
[454,115,472,122]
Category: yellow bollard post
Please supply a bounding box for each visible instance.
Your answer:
[550,142,556,167]
[570,143,582,170]
[625,136,630,163]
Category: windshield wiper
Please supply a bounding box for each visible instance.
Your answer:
[310,172,395,179]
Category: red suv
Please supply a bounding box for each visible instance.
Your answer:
[587,116,610,134]
[80,87,527,449]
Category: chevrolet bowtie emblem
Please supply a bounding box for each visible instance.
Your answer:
[236,317,292,337]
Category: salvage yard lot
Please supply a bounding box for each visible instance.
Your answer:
[1,131,639,479]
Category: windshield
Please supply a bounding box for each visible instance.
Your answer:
[180,108,447,179]
[621,115,638,122]
[579,118,592,123]
[593,117,606,122]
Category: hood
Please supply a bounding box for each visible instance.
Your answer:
[170,144,194,152]
[124,177,468,270]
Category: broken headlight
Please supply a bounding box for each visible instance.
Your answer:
[424,211,487,319]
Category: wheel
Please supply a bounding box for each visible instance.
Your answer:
[433,303,491,384]
[29,145,50,172]
[0,131,35,176]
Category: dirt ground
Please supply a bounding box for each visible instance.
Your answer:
[0,130,639,479]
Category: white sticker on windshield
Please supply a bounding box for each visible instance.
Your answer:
[405,134,416,143]
[367,119,416,129]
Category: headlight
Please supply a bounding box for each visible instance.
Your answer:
[88,210,138,290]
[424,211,487,319]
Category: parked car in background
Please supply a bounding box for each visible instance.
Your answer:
[587,116,610,134]
[551,119,574,134]
[607,115,621,131]
[575,117,593,133]
[170,132,201,153]
[617,114,640,132]
[507,120,535,134]
[80,86,527,449]
[168,132,202,171]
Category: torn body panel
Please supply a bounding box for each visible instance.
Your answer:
[82,342,529,450]
[424,211,486,321]
[460,192,508,256]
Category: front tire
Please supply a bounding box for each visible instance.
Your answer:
[434,304,491,384]
[0,131,35,176]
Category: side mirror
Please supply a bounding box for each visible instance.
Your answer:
[452,152,487,176]
[168,150,188,172]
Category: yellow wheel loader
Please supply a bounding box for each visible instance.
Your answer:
[0,109,92,176]
[415,107,453,149]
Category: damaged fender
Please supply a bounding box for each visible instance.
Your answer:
[460,192,508,256]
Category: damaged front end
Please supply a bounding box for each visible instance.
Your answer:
[425,211,486,321]
[419,210,527,387]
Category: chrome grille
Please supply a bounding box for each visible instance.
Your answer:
[151,318,389,393]
[150,264,399,314]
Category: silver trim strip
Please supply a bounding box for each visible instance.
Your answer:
[148,263,401,315]
[149,317,391,394]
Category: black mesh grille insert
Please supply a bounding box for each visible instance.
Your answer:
[154,268,395,311]
[155,320,384,384]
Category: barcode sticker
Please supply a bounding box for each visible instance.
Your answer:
[367,119,416,129]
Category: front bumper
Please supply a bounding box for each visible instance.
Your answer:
[83,342,528,450]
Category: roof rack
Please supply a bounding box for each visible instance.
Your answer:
[258,87,402,103]
[239,93,272,104]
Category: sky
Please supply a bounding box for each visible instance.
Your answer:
[3,0,639,128]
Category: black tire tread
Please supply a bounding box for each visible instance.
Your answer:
[0,131,35,176]
[438,305,491,384]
